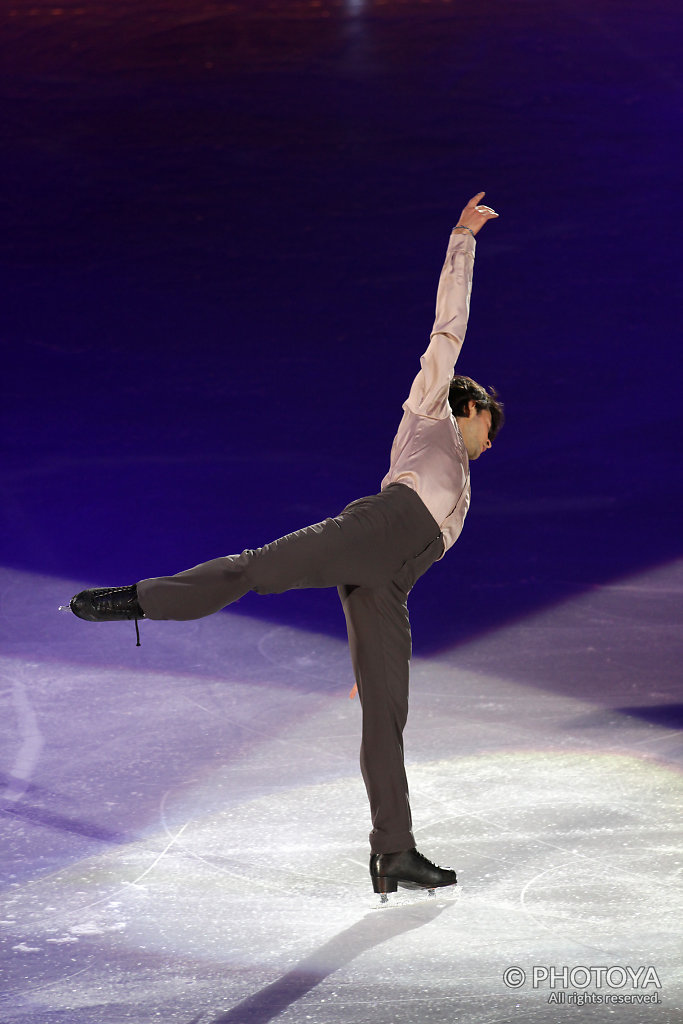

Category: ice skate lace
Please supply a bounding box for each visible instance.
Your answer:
[415,851,438,870]
[101,586,142,647]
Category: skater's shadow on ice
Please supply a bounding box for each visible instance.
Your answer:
[204,900,448,1024]
[0,797,136,847]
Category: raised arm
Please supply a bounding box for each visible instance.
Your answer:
[405,193,499,419]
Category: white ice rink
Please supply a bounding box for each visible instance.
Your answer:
[1,561,682,1023]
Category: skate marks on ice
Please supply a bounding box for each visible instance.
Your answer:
[4,753,680,1022]
[0,761,457,1024]
[405,751,683,950]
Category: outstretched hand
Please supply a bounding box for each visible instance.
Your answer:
[455,192,499,236]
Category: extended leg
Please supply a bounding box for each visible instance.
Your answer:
[137,515,385,620]
[137,486,439,621]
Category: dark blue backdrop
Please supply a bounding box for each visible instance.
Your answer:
[2,0,681,654]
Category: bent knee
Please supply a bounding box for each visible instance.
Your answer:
[241,547,283,595]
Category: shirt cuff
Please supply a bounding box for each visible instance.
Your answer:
[448,229,476,255]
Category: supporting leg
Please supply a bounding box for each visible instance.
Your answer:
[338,579,416,855]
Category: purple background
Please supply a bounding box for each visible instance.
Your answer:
[2,0,681,648]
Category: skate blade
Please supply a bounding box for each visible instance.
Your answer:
[375,886,458,909]
[58,604,73,614]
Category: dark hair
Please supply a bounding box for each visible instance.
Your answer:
[448,375,504,441]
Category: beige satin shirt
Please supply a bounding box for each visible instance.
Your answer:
[381,230,475,555]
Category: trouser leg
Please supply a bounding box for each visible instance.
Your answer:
[137,485,441,622]
[337,532,445,854]
[137,515,385,621]
[138,516,378,621]
[338,579,415,855]
[138,551,254,621]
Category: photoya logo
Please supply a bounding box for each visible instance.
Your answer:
[503,965,662,991]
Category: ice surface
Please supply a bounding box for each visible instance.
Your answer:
[1,562,681,1023]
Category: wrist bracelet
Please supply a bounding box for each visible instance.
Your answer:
[453,224,476,239]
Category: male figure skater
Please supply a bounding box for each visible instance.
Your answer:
[66,192,503,898]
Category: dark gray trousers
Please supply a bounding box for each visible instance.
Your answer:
[136,483,443,854]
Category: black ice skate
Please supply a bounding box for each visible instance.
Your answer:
[370,848,457,902]
[61,585,146,646]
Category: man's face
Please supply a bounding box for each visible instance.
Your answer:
[459,402,492,461]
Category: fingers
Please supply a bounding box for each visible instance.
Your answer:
[459,192,499,233]
[466,192,499,216]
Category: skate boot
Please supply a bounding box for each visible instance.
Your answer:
[68,584,145,622]
[370,848,457,902]
[64,585,146,646]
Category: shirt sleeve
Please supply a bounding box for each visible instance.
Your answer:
[404,230,476,420]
